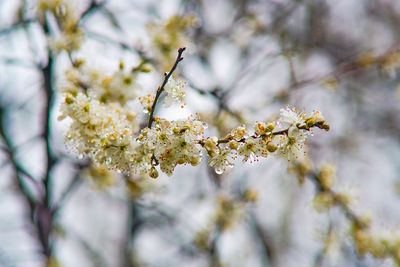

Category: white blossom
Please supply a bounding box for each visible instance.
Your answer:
[139,116,206,176]
[164,77,186,107]
[209,147,235,174]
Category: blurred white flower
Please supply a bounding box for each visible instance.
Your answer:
[164,77,186,107]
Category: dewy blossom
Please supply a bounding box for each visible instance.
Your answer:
[60,79,328,176]
[272,127,308,161]
[209,147,236,174]
[238,136,268,162]
[59,91,142,173]
[272,108,310,161]
[138,116,205,176]
[276,107,305,130]
[271,108,329,161]
[59,49,329,178]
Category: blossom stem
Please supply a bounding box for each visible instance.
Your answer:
[217,128,292,145]
[206,122,322,147]
[147,47,186,128]
[307,172,366,228]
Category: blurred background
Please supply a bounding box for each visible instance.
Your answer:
[1,0,400,266]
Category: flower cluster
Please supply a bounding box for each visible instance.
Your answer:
[307,164,400,266]
[193,191,257,252]
[147,15,197,70]
[59,49,329,179]
[138,116,206,177]
[59,91,141,173]
[203,108,329,174]
[38,0,84,52]
[351,220,400,265]
[63,61,142,105]
[59,60,150,175]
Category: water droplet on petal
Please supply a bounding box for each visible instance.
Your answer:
[215,168,223,175]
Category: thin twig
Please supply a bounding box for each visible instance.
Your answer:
[52,163,87,216]
[80,0,107,21]
[41,19,57,209]
[147,47,186,128]
[307,172,365,228]
[0,107,38,204]
[0,19,36,37]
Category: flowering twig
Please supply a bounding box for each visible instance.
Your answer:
[285,43,400,92]
[307,170,365,227]
[301,164,400,264]
[147,47,186,128]
[0,19,36,37]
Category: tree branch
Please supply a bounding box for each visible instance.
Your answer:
[0,19,36,37]
[147,47,186,128]
[0,106,37,205]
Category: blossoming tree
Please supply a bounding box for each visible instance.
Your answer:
[1,0,400,267]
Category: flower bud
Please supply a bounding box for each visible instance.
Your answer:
[149,167,159,179]
[65,94,74,105]
[266,122,275,132]
[228,140,239,150]
[255,122,267,135]
[230,126,247,141]
[190,157,201,166]
[266,142,278,153]
[242,189,258,203]
[317,164,335,190]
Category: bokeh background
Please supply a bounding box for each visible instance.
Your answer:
[1,0,400,266]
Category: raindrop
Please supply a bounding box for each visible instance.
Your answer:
[215,168,223,175]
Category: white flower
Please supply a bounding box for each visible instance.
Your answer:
[229,125,248,141]
[59,90,141,173]
[139,93,155,113]
[273,126,309,161]
[238,136,269,162]
[62,63,140,106]
[164,77,186,107]
[209,148,235,174]
[59,62,327,178]
[277,107,305,130]
[138,117,205,176]
[101,69,139,104]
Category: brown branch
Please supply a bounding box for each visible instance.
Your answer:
[80,0,107,21]
[51,162,88,216]
[41,39,56,209]
[285,42,400,92]
[200,122,324,147]
[307,171,365,228]
[85,31,151,61]
[0,19,36,37]
[147,47,186,128]
[249,213,276,266]
[0,106,38,205]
